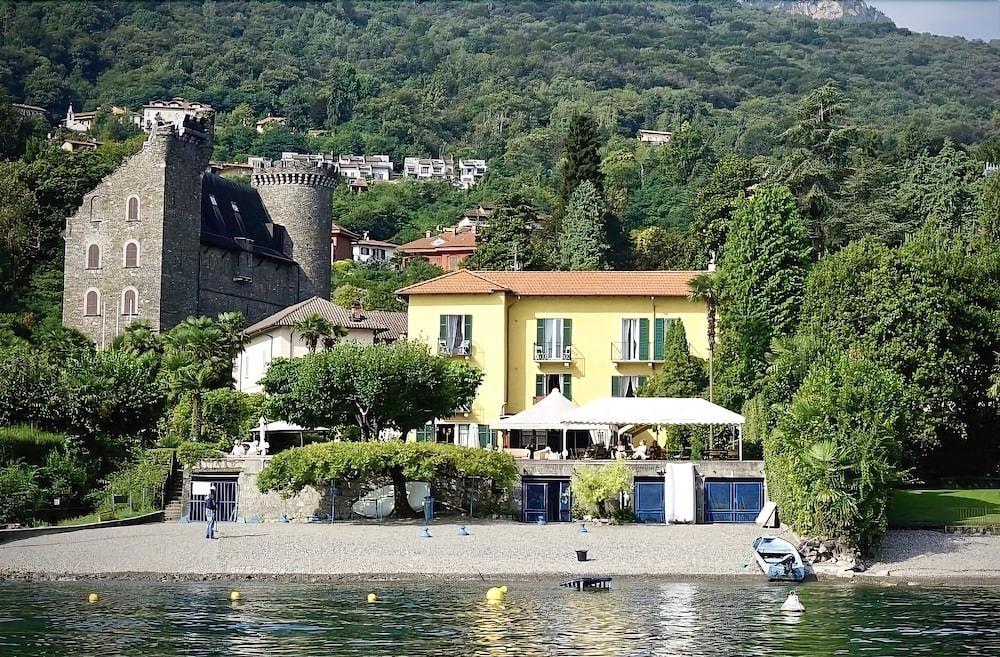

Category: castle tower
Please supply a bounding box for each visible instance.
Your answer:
[251,159,336,301]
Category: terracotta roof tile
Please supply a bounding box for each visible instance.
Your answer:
[397,270,704,297]
[398,228,477,252]
[396,270,510,295]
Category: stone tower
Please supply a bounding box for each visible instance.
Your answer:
[251,159,336,301]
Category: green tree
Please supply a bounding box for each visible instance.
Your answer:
[688,271,721,400]
[715,185,810,407]
[689,154,760,266]
[560,113,603,204]
[630,226,696,270]
[639,320,706,398]
[166,363,214,443]
[465,194,552,270]
[293,312,336,353]
[764,351,905,554]
[559,181,609,270]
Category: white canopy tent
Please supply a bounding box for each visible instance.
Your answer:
[560,397,747,460]
[494,390,600,455]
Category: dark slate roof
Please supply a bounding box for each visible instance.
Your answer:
[200,172,294,263]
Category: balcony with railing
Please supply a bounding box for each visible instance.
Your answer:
[611,342,662,363]
[533,342,573,363]
[438,339,472,357]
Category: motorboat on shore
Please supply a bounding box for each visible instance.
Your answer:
[752,536,806,582]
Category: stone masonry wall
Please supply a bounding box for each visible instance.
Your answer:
[253,160,335,302]
[197,247,301,325]
[63,135,170,343]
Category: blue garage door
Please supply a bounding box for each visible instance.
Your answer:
[705,480,763,523]
[634,481,665,523]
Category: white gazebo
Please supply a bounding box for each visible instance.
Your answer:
[494,390,598,455]
[559,397,747,460]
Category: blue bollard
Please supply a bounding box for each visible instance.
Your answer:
[578,523,588,533]
[536,515,547,525]
[458,525,469,536]
[423,496,434,523]
[420,526,432,538]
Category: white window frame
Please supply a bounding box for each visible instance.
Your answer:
[620,318,641,360]
[539,318,565,361]
[125,195,140,222]
[86,243,101,269]
[123,240,140,268]
[121,287,138,316]
[84,288,101,316]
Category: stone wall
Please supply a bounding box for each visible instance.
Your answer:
[196,247,301,325]
[252,160,335,301]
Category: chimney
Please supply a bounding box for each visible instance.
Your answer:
[425,230,432,238]
[350,300,365,322]
[363,231,370,241]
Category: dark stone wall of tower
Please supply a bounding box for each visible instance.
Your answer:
[252,160,335,302]
[196,247,300,324]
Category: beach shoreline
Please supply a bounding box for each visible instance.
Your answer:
[1,522,997,585]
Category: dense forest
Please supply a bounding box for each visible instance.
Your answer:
[0,1,998,547]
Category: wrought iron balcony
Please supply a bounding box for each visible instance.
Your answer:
[533,343,573,362]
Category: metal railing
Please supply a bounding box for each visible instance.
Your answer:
[533,343,572,362]
[438,339,471,356]
[611,342,661,362]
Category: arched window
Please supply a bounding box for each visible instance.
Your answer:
[86,244,101,269]
[84,289,101,316]
[123,241,139,268]
[126,196,140,222]
[121,288,138,316]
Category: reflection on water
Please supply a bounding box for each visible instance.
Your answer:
[1,579,999,656]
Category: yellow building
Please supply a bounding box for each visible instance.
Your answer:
[397,270,710,448]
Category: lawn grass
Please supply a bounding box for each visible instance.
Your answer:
[56,508,154,526]
[889,489,1000,526]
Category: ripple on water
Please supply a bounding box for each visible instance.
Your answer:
[0,580,998,656]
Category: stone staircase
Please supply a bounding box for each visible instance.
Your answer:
[162,464,186,521]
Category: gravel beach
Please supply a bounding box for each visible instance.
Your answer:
[1,522,996,582]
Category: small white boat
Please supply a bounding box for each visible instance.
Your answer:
[352,482,430,518]
[752,536,806,582]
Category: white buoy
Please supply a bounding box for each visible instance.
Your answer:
[780,591,804,613]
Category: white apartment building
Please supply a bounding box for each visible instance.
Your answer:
[638,129,673,145]
[334,154,394,181]
[458,159,487,189]
[142,98,213,129]
[403,156,455,180]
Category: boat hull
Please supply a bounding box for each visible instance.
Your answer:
[752,536,806,583]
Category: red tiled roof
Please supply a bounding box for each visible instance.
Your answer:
[397,270,705,297]
[398,228,477,252]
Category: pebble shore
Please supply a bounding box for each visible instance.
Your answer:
[1,522,996,582]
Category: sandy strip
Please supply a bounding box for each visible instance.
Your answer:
[1,523,996,583]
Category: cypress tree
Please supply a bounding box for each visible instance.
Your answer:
[560,113,603,205]
[559,181,609,270]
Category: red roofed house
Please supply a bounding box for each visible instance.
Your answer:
[397,225,478,271]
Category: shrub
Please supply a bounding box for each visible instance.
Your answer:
[0,462,41,524]
[176,441,223,467]
[571,461,633,519]
[92,451,172,512]
[0,425,66,463]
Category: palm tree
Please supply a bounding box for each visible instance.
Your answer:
[294,313,336,353]
[112,321,161,356]
[321,324,349,351]
[688,271,721,402]
[169,363,214,442]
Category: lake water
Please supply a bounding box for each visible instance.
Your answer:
[1,579,998,656]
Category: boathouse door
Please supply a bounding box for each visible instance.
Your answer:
[634,480,665,523]
[522,479,572,522]
[704,480,763,523]
[523,482,548,522]
[189,476,239,522]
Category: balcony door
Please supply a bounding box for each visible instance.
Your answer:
[538,318,568,360]
[621,318,640,360]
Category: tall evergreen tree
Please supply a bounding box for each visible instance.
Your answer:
[689,154,760,266]
[465,194,552,270]
[639,320,707,398]
[559,181,610,270]
[560,113,603,205]
[715,185,811,407]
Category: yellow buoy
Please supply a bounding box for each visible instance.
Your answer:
[367,593,377,603]
[230,591,241,602]
[485,585,508,602]
[87,593,99,604]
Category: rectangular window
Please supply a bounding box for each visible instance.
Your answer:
[478,425,492,449]
[619,318,650,360]
[535,318,572,360]
[439,314,472,355]
[458,424,470,447]
[611,375,648,398]
[361,247,370,255]
[535,373,572,400]
[415,424,433,442]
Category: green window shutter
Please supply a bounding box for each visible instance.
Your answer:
[653,318,665,361]
[463,314,473,341]
[611,376,621,397]
[639,318,650,360]
[439,315,448,341]
[536,319,545,349]
[562,373,572,400]
[562,318,573,349]
[638,376,648,391]
[478,425,491,448]
[535,374,544,397]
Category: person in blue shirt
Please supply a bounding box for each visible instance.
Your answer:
[205,486,218,540]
